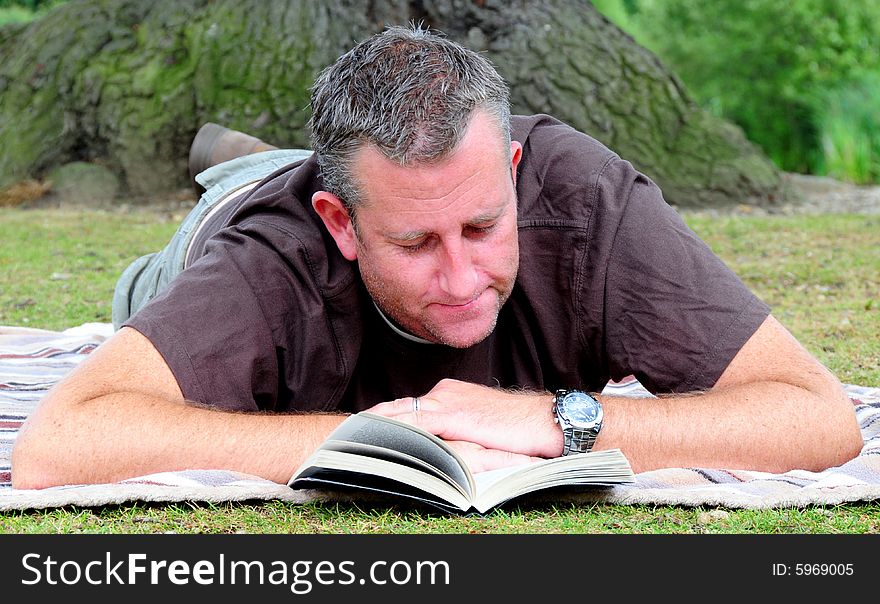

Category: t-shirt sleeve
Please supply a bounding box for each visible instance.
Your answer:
[123,226,282,412]
[594,159,771,394]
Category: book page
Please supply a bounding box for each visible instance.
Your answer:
[292,449,472,512]
[298,412,475,497]
[471,449,634,513]
[318,440,470,500]
[289,469,468,515]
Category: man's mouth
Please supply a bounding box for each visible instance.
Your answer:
[429,289,492,315]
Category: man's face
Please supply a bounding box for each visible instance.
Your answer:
[348,112,521,348]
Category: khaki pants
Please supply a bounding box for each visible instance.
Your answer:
[111,149,312,329]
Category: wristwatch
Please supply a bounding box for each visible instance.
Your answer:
[552,389,603,456]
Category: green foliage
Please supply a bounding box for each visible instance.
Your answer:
[812,73,880,184]
[0,5,33,25]
[0,0,64,26]
[596,0,880,182]
[589,0,637,32]
[0,1,55,8]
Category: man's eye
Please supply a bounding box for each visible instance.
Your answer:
[400,240,428,253]
[468,223,496,235]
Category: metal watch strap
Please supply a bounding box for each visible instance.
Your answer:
[563,426,599,455]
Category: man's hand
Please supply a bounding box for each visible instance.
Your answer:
[366,379,563,465]
[436,440,544,474]
[444,441,543,473]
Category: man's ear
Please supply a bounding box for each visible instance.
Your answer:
[510,140,523,185]
[312,190,359,260]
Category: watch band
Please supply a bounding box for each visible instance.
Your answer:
[563,425,599,455]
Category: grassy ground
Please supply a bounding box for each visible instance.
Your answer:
[686,212,879,387]
[0,206,878,533]
[0,207,182,329]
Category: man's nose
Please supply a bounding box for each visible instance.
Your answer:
[437,242,478,300]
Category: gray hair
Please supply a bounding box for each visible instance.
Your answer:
[308,24,511,212]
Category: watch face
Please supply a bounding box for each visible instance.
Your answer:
[560,391,601,428]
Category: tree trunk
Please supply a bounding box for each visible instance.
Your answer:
[0,0,784,208]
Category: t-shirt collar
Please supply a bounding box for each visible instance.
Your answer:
[372,301,435,345]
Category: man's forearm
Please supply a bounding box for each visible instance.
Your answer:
[596,379,862,473]
[592,315,863,473]
[367,372,861,475]
[12,392,346,489]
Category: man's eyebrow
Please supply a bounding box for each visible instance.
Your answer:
[385,229,429,242]
[468,206,506,224]
[384,204,509,242]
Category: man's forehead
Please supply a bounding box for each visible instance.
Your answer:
[352,149,513,227]
[353,113,509,188]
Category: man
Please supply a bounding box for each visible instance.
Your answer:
[12,25,861,489]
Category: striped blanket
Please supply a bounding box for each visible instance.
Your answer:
[2,324,879,511]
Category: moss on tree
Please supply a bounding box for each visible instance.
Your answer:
[0,0,784,208]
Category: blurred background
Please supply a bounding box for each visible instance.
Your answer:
[594,0,880,185]
[2,0,879,210]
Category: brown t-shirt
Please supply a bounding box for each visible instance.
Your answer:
[125,114,770,412]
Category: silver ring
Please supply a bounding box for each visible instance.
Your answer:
[412,396,421,413]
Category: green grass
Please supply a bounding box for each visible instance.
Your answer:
[0,207,878,533]
[2,500,879,534]
[685,212,880,387]
[0,208,181,329]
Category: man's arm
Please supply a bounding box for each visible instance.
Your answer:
[11,327,346,489]
[595,314,862,472]
[368,315,863,473]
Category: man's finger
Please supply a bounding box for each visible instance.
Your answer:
[366,396,424,416]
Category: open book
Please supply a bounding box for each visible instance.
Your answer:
[288,412,634,514]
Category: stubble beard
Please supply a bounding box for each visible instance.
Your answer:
[361,267,516,349]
